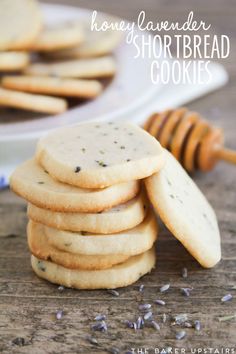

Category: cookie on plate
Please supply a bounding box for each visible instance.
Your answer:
[28,22,84,52]
[28,221,129,270]
[2,76,103,98]
[36,122,165,188]
[0,0,42,50]
[0,88,67,114]
[31,246,156,289]
[0,52,30,72]
[28,192,147,233]
[10,159,140,212]
[25,56,116,78]
[46,18,122,59]
[145,150,221,268]
[42,210,158,256]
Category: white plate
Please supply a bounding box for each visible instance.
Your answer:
[0,3,161,140]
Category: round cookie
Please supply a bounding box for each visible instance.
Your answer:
[10,159,140,212]
[25,56,116,79]
[28,192,147,234]
[2,76,103,98]
[46,18,122,59]
[0,0,42,50]
[28,22,84,52]
[42,210,158,256]
[35,122,164,188]
[28,222,129,270]
[0,88,67,114]
[31,246,156,289]
[145,150,221,268]
[0,52,30,72]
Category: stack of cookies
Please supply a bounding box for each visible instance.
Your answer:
[0,0,121,114]
[10,122,165,289]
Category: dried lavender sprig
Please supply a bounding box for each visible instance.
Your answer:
[12,337,25,346]
[136,316,144,329]
[175,330,186,340]
[95,314,106,321]
[91,320,108,332]
[154,299,166,306]
[194,320,201,331]
[180,287,193,297]
[151,320,160,331]
[172,314,188,325]
[221,294,233,302]
[138,303,151,311]
[56,310,63,320]
[58,285,65,291]
[124,320,134,329]
[183,321,193,328]
[160,284,170,293]
[218,314,236,322]
[86,336,98,345]
[182,267,188,278]
[162,313,167,323]
[107,289,120,297]
[139,284,144,292]
[144,311,153,321]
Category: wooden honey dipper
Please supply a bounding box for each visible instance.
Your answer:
[144,107,236,172]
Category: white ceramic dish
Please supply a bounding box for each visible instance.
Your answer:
[0,4,160,140]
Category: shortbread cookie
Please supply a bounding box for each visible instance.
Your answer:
[25,56,116,78]
[0,88,67,114]
[10,159,139,212]
[2,76,103,98]
[28,222,128,270]
[31,246,156,289]
[46,19,122,59]
[29,22,84,52]
[0,52,30,72]
[145,150,221,268]
[42,210,158,256]
[0,0,42,50]
[28,192,147,233]
[36,122,164,188]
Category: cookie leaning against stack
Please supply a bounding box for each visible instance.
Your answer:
[145,150,221,268]
[10,121,164,289]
